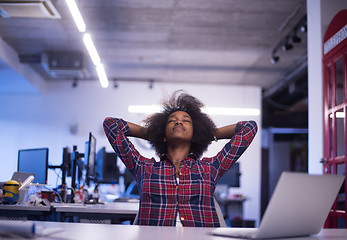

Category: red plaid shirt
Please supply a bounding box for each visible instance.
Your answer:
[103,118,257,227]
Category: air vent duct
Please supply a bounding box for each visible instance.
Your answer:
[41,52,86,79]
[0,0,61,19]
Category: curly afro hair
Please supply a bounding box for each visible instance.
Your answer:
[144,91,217,158]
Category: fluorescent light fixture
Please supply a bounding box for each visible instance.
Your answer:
[96,63,109,88]
[83,33,101,65]
[66,0,108,89]
[65,0,86,32]
[128,105,260,116]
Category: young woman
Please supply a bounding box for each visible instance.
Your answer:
[103,92,258,227]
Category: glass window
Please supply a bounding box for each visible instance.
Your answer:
[337,164,345,212]
[330,113,334,158]
[335,58,344,105]
[329,66,333,108]
[336,109,345,157]
[337,218,345,228]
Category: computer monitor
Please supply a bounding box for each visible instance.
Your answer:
[71,145,84,189]
[62,147,72,176]
[17,148,48,184]
[96,147,119,183]
[85,132,96,184]
[61,147,72,185]
[218,162,240,187]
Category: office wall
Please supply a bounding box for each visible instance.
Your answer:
[0,81,262,224]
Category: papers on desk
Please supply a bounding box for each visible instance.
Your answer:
[36,225,64,238]
[0,220,35,238]
[0,220,63,239]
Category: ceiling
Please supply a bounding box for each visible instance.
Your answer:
[0,0,308,128]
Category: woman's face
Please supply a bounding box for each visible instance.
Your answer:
[165,111,193,143]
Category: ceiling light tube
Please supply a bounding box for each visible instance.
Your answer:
[65,0,86,32]
[96,63,109,88]
[83,33,101,65]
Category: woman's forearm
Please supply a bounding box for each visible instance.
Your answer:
[215,124,237,140]
[126,121,148,140]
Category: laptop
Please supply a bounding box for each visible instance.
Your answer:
[211,172,344,239]
[11,172,35,184]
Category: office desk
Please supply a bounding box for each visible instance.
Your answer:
[0,204,52,221]
[0,201,138,224]
[53,201,139,224]
[8,221,347,240]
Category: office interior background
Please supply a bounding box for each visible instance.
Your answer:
[0,0,346,227]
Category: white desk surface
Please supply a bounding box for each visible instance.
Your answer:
[52,201,139,214]
[28,221,347,240]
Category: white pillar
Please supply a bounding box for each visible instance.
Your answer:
[307,0,323,174]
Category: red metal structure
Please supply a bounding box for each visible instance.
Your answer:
[322,10,347,228]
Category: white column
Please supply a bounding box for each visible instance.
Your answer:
[307,0,323,174]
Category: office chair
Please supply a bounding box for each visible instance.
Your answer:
[214,197,227,227]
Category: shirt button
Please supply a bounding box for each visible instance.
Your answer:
[179,172,182,175]
[176,185,179,189]
[180,217,185,221]
[176,201,179,205]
